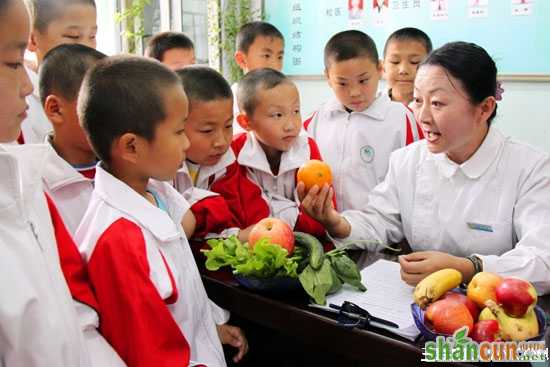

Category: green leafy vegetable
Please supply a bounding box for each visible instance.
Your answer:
[202,236,301,278]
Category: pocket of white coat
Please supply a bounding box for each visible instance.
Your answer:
[465,220,514,255]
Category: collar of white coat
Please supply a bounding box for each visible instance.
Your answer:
[24,65,40,99]
[42,136,94,191]
[177,148,236,187]
[94,164,183,241]
[0,143,52,200]
[325,91,390,121]
[237,131,310,176]
[432,127,505,179]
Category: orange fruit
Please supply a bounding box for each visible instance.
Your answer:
[297,159,332,192]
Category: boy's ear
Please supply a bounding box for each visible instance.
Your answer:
[44,95,64,126]
[115,133,140,165]
[381,59,388,79]
[234,50,247,70]
[376,60,384,76]
[236,113,251,131]
[27,31,38,53]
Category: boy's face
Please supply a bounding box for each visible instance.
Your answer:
[29,4,97,64]
[184,97,233,166]
[236,36,284,73]
[0,0,33,142]
[246,82,301,155]
[140,85,190,181]
[326,56,382,112]
[383,40,428,99]
[161,47,195,71]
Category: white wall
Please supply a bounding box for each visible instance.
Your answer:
[293,78,550,153]
[96,0,120,56]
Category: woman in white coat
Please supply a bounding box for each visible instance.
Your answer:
[299,42,550,294]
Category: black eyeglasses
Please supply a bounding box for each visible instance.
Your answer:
[330,301,399,329]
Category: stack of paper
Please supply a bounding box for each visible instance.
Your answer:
[312,259,421,341]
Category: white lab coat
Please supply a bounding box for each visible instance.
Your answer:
[41,142,94,236]
[336,127,550,294]
[305,92,421,211]
[19,66,52,143]
[0,144,90,366]
[76,165,227,366]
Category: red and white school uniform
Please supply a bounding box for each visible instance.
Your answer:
[228,132,326,238]
[75,165,227,367]
[0,144,92,366]
[174,149,240,240]
[42,139,95,236]
[304,92,423,212]
[18,66,52,144]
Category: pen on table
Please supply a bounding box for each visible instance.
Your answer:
[329,303,399,329]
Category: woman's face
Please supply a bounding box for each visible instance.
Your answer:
[0,0,33,142]
[412,64,493,164]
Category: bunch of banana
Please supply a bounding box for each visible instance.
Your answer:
[484,300,539,341]
[413,268,463,309]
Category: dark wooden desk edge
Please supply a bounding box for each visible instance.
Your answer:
[203,275,486,366]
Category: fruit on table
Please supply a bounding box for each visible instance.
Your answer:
[467,272,503,309]
[297,159,332,192]
[441,291,480,322]
[485,300,539,341]
[471,320,501,343]
[413,268,463,309]
[249,218,295,255]
[431,299,474,335]
[478,307,497,321]
[495,277,537,318]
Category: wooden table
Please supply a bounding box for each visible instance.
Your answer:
[203,249,550,366]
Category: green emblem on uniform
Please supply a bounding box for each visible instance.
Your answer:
[360,145,375,163]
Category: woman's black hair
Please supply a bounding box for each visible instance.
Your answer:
[422,41,498,125]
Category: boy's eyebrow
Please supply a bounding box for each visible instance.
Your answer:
[7,41,29,51]
[260,48,274,53]
[336,72,370,80]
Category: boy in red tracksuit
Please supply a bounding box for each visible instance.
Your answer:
[173,66,256,243]
[227,68,329,240]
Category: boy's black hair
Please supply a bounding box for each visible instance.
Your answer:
[78,56,181,164]
[383,27,433,57]
[324,30,378,69]
[25,0,96,33]
[39,43,105,104]
[236,21,284,53]
[145,31,194,61]
[175,66,232,106]
[0,0,10,15]
[237,68,289,115]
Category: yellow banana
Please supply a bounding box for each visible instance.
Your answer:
[485,300,539,341]
[478,307,497,321]
[413,268,463,308]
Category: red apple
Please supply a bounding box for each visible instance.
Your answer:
[441,291,480,322]
[467,272,503,308]
[471,320,500,343]
[495,277,537,317]
[248,218,295,255]
[430,299,474,335]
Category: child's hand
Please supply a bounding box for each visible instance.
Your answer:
[216,324,249,363]
[237,224,255,243]
[398,251,475,286]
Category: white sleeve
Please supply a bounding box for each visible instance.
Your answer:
[333,153,405,249]
[209,299,230,325]
[267,192,300,229]
[478,155,550,295]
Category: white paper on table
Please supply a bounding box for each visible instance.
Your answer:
[311,259,421,341]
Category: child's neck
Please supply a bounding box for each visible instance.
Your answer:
[51,135,96,167]
[390,88,413,105]
[259,141,282,176]
[107,162,153,205]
